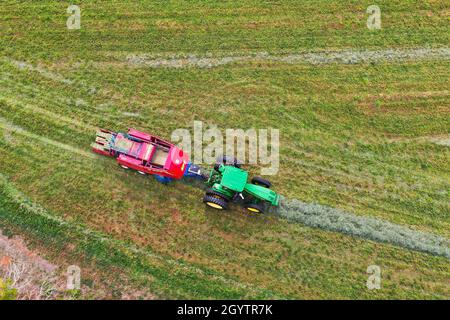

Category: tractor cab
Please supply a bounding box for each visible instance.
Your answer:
[218,165,248,192]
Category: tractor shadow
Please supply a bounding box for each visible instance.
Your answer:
[201,198,279,236]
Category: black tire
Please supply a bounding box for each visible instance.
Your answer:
[245,202,265,214]
[203,194,229,210]
[206,188,231,201]
[251,177,271,188]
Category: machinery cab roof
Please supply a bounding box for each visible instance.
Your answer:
[219,165,248,192]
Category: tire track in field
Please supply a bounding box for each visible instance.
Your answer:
[283,148,450,204]
[0,117,95,159]
[0,65,116,130]
[0,97,97,132]
[0,57,75,85]
[0,57,97,92]
[0,82,120,133]
[0,58,147,129]
[125,47,450,68]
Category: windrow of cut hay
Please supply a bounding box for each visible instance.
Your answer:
[276,198,449,259]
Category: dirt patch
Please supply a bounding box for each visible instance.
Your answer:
[171,209,183,224]
[0,227,157,300]
[0,229,62,299]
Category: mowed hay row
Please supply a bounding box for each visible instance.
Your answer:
[276,199,449,258]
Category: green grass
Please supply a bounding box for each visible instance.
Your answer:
[0,0,449,299]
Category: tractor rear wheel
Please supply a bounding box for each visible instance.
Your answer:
[203,194,229,210]
[245,202,265,214]
[206,188,231,201]
[251,177,271,188]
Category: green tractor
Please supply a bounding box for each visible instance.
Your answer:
[203,159,280,214]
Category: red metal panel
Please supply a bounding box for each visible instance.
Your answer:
[95,127,192,180]
[128,128,152,142]
[92,148,112,157]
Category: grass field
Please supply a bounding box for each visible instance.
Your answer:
[0,1,449,299]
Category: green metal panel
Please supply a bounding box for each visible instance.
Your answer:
[206,164,280,207]
[211,183,235,199]
[244,183,280,206]
[220,166,248,192]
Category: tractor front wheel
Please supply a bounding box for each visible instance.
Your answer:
[203,194,229,210]
[120,164,129,170]
[245,202,265,214]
